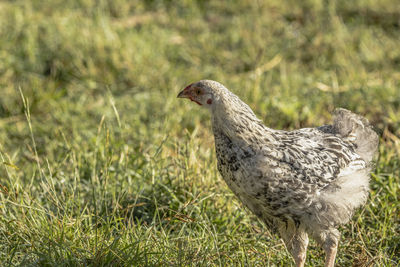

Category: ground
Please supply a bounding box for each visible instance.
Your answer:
[0,0,399,266]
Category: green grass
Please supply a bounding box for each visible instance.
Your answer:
[0,0,399,266]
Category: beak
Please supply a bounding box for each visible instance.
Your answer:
[177,84,192,98]
[177,90,188,98]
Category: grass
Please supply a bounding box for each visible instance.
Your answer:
[0,0,399,266]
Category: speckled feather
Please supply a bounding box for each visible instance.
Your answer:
[179,80,379,266]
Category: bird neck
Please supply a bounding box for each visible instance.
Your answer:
[211,96,276,146]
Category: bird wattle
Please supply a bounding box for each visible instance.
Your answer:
[190,98,202,106]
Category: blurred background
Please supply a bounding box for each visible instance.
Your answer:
[0,0,399,266]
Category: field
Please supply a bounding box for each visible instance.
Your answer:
[0,0,399,266]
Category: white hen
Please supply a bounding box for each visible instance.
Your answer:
[178,80,379,267]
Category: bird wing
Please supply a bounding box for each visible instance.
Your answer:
[267,127,366,189]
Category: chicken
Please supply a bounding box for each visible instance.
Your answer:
[177,80,379,267]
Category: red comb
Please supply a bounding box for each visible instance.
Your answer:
[184,83,193,90]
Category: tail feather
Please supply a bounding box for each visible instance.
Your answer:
[332,108,379,163]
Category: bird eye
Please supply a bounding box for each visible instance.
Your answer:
[196,89,201,95]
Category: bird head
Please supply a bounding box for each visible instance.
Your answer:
[177,80,223,108]
[177,80,262,138]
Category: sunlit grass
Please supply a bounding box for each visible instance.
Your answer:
[0,0,399,265]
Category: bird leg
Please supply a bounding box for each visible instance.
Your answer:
[323,230,339,267]
[280,226,309,267]
[324,241,338,267]
[292,233,309,267]
[294,249,307,267]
